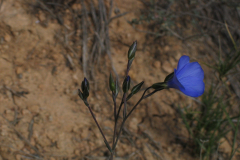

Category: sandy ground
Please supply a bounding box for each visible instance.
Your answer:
[0,0,236,160]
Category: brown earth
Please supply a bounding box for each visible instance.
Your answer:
[0,0,237,160]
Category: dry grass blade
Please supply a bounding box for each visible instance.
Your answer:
[0,0,4,10]
[81,0,89,78]
[31,0,121,86]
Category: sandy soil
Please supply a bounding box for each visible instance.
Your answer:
[0,0,236,160]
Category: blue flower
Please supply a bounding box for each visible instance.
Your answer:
[167,55,205,97]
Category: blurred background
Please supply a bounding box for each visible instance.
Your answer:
[0,0,239,159]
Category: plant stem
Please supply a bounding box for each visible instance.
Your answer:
[111,93,117,158]
[85,102,112,153]
[113,93,117,120]
[112,87,153,150]
[125,87,153,120]
[110,60,131,158]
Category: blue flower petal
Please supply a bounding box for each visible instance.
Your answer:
[167,69,185,90]
[178,76,205,97]
[166,55,205,97]
[176,62,204,80]
[176,55,190,72]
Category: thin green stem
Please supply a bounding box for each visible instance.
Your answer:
[125,87,162,119]
[111,93,117,157]
[112,87,154,150]
[123,94,127,118]
[85,102,112,153]
[230,115,240,160]
[110,60,131,159]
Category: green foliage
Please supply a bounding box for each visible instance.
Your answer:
[129,0,176,35]
[207,25,240,80]
[181,85,240,159]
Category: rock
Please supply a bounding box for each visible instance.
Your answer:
[175,52,182,60]
[46,129,58,142]
[38,11,45,22]
[169,57,177,67]
[4,34,11,42]
[27,105,40,113]
[30,138,35,146]
[153,60,161,69]
[38,84,44,90]
[64,88,70,95]
[15,139,24,149]
[80,128,89,139]
[15,67,24,75]
[164,46,170,52]
[22,109,30,115]
[0,125,9,136]
[3,45,9,49]
[92,103,100,112]
[167,146,172,153]
[162,61,173,73]
[72,74,79,83]
[219,138,232,153]
[72,126,79,133]
[129,117,139,133]
[74,149,81,156]
[36,136,51,147]
[4,109,14,121]
[48,115,53,122]
[129,70,137,80]
[51,53,59,61]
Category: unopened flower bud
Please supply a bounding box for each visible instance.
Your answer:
[109,73,115,92]
[81,77,90,99]
[128,41,137,60]
[122,76,131,93]
[78,89,84,100]
[131,81,144,94]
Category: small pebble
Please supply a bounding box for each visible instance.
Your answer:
[153,60,161,69]
[162,61,173,73]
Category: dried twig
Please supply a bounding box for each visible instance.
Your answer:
[109,12,129,23]
[0,113,43,157]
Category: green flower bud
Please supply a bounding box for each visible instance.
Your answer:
[81,77,90,99]
[122,76,131,93]
[128,41,137,60]
[81,78,89,91]
[109,73,115,92]
[126,81,144,100]
[78,89,84,100]
[131,81,144,94]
